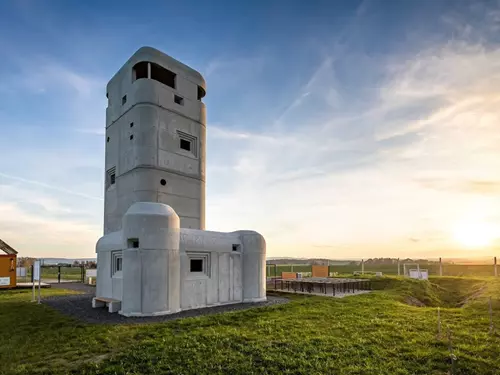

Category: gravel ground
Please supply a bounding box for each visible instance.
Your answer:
[43,284,289,324]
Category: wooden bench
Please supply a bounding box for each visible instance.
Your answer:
[92,297,121,313]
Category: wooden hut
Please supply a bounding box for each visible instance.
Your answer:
[0,239,17,288]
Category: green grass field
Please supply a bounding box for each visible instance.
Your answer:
[1,277,500,374]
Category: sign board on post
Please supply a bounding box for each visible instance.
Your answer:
[0,277,11,286]
[33,261,41,281]
[32,260,42,303]
[86,269,97,278]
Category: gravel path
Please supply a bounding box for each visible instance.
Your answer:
[43,284,288,324]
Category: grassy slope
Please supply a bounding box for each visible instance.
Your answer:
[1,278,500,375]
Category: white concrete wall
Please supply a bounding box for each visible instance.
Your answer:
[120,202,181,317]
[104,46,206,234]
[95,203,266,316]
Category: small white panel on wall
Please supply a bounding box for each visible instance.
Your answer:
[0,277,11,286]
[16,267,27,277]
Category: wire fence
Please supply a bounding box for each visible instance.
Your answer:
[16,265,86,283]
[267,258,500,278]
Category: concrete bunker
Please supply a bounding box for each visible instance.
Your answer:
[94,46,266,316]
[94,202,266,317]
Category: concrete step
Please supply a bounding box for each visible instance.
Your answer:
[92,297,121,313]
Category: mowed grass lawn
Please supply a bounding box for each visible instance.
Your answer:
[1,277,500,375]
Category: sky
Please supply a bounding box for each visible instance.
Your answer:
[1,0,500,260]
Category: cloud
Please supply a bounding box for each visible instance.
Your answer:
[0,202,100,257]
[205,9,500,259]
[3,0,500,260]
[0,172,102,201]
[416,179,500,195]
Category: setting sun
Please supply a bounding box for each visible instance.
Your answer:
[452,219,497,249]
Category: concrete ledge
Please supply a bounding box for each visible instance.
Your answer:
[108,300,121,313]
[92,297,122,313]
[119,309,174,317]
[92,298,105,308]
[243,297,267,303]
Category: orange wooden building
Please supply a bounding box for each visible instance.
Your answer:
[311,265,329,278]
[0,239,17,289]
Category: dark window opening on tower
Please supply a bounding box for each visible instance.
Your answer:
[116,257,122,271]
[106,137,110,143]
[177,130,197,157]
[133,61,148,80]
[232,244,241,252]
[106,167,116,190]
[160,179,166,186]
[180,139,191,151]
[150,62,176,89]
[128,238,139,248]
[130,134,134,140]
[190,259,203,272]
[197,86,206,101]
[122,95,127,105]
[174,95,184,105]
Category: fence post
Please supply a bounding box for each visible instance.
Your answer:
[439,257,443,276]
[397,258,400,276]
[57,266,61,284]
[361,259,365,275]
[447,329,456,375]
[30,264,34,283]
[489,297,495,334]
[437,307,442,340]
[494,257,497,277]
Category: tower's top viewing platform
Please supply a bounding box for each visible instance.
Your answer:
[106,46,206,98]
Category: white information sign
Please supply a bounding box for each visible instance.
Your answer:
[33,261,41,281]
[86,269,97,278]
[0,277,10,286]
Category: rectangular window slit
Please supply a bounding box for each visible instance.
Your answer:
[180,139,191,151]
[150,63,176,89]
[128,238,139,248]
[174,95,184,105]
[177,130,197,157]
[106,167,116,189]
[190,259,203,272]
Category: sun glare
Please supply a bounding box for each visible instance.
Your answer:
[452,219,497,248]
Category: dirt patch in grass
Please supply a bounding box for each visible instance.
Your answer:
[371,276,488,308]
[404,296,426,307]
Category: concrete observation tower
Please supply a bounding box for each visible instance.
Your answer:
[104,46,206,233]
[94,47,266,317]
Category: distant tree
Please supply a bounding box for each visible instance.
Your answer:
[18,257,35,267]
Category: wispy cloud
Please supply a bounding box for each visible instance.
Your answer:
[0,172,102,201]
[206,8,500,259]
[2,0,500,260]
